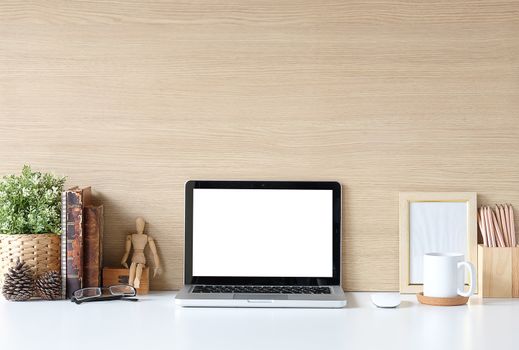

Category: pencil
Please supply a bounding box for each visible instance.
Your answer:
[485,206,496,247]
[491,208,506,247]
[481,207,490,247]
[499,205,509,247]
[510,205,516,247]
[495,205,504,246]
[478,208,488,247]
[506,204,513,247]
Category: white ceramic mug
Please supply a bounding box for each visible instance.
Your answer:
[423,253,476,298]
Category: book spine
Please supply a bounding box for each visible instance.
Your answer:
[66,190,84,298]
[60,191,67,300]
[99,205,104,285]
[83,205,103,288]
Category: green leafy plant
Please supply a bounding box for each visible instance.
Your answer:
[0,166,66,235]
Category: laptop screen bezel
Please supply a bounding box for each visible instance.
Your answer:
[184,180,341,286]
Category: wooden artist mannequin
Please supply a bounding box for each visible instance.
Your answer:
[121,217,162,288]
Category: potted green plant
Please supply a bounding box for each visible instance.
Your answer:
[0,166,66,289]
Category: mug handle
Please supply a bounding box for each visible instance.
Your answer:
[457,261,476,297]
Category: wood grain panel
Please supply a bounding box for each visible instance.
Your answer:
[1,1,518,290]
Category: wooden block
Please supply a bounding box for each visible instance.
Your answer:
[478,244,519,298]
[102,267,149,295]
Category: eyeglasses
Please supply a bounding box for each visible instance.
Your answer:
[71,285,138,304]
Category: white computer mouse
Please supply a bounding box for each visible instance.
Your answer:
[370,293,401,308]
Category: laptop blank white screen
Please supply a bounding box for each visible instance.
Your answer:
[192,189,333,277]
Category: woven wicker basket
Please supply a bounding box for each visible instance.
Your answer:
[0,234,60,289]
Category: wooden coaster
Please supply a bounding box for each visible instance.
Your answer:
[417,292,469,306]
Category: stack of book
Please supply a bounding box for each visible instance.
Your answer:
[61,187,104,299]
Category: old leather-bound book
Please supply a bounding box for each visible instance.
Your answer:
[63,186,91,299]
[83,205,104,288]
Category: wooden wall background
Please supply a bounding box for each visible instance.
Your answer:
[1,1,518,291]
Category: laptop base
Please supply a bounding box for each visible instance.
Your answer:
[175,285,347,308]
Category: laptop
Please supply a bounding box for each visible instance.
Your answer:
[175,180,347,308]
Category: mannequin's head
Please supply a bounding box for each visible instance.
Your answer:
[136,217,146,234]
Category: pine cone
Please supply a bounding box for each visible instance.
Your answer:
[2,259,35,301]
[35,271,62,300]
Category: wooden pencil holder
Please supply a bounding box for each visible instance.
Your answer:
[478,244,519,298]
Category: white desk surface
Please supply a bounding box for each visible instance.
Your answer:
[1,292,517,350]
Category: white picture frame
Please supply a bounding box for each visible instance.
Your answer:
[399,192,477,293]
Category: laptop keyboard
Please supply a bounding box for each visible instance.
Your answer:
[191,285,331,294]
